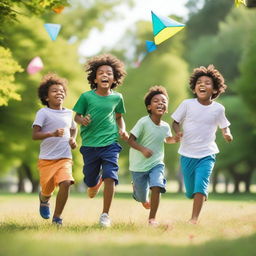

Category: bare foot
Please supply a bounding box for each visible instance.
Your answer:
[188,218,198,224]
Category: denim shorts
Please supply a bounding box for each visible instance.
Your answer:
[180,155,216,199]
[80,142,122,187]
[131,164,166,203]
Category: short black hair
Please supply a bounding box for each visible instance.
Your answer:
[189,65,227,99]
[85,54,127,89]
[144,85,169,114]
[38,73,67,106]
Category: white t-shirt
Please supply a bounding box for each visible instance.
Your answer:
[171,98,230,158]
[33,107,76,160]
[129,116,171,172]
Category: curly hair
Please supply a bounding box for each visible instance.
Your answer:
[85,54,127,89]
[144,85,169,114]
[189,65,227,99]
[38,73,68,106]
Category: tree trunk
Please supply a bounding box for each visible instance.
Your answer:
[22,163,39,193]
[17,165,26,193]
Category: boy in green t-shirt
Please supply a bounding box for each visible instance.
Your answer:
[128,86,178,227]
[73,54,128,227]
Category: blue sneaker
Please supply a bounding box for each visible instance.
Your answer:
[52,216,63,225]
[39,193,50,219]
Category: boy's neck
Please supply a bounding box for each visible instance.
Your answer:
[196,97,213,106]
[48,103,63,110]
[95,87,111,96]
[150,114,162,125]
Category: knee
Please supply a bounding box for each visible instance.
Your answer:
[59,180,72,188]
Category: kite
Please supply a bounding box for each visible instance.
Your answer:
[146,40,157,52]
[26,57,44,74]
[53,6,65,14]
[44,23,61,41]
[151,11,185,45]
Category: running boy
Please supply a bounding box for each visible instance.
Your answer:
[73,54,128,228]
[128,86,178,226]
[32,73,77,225]
[171,65,233,224]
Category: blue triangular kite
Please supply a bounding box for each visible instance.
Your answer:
[146,40,157,52]
[44,23,61,41]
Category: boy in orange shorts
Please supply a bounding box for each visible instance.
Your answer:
[32,73,77,225]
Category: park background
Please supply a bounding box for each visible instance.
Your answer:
[0,0,256,255]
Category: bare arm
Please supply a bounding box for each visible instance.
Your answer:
[128,134,153,158]
[69,127,78,149]
[221,127,233,142]
[32,125,64,140]
[172,120,183,139]
[116,113,129,141]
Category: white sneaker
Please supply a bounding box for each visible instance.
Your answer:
[99,213,111,227]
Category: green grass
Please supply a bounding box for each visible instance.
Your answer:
[0,193,255,256]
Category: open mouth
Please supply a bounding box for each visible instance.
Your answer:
[199,88,206,93]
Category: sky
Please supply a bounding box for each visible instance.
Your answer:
[78,0,189,57]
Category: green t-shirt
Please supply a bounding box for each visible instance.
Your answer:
[73,90,125,147]
[129,116,171,172]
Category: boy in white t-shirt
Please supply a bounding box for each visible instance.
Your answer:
[128,86,178,226]
[32,73,77,225]
[171,65,233,224]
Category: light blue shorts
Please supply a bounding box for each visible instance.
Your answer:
[131,164,166,203]
[180,155,216,199]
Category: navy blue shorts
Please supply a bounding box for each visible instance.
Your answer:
[80,142,122,187]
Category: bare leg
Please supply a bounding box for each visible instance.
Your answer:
[102,178,115,214]
[189,192,206,224]
[53,180,72,218]
[149,187,161,220]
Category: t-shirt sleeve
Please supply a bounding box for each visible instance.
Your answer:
[73,94,88,115]
[32,109,45,128]
[130,118,144,139]
[166,123,172,137]
[71,119,77,129]
[115,94,125,114]
[171,100,187,123]
[217,105,230,129]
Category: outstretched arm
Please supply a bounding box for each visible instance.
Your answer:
[116,113,129,141]
[128,134,153,158]
[32,125,64,140]
[222,127,233,142]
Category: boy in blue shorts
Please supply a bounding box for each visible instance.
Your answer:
[73,54,128,227]
[171,65,233,224]
[128,86,178,226]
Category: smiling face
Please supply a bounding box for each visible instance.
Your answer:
[194,76,217,104]
[46,84,66,109]
[147,93,168,116]
[94,65,115,91]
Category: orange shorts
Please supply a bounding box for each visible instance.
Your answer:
[38,158,74,197]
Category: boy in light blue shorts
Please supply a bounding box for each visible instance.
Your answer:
[128,86,178,226]
[171,65,233,224]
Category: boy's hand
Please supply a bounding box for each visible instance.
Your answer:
[176,131,183,140]
[53,128,65,137]
[141,147,153,158]
[119,130,129,142]
[69,137,77,149]
[223,132,233,142]
[81,114,91,126]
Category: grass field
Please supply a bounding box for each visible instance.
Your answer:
[0,192,255,256]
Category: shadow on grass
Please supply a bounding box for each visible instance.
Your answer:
[0,228,255,256]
